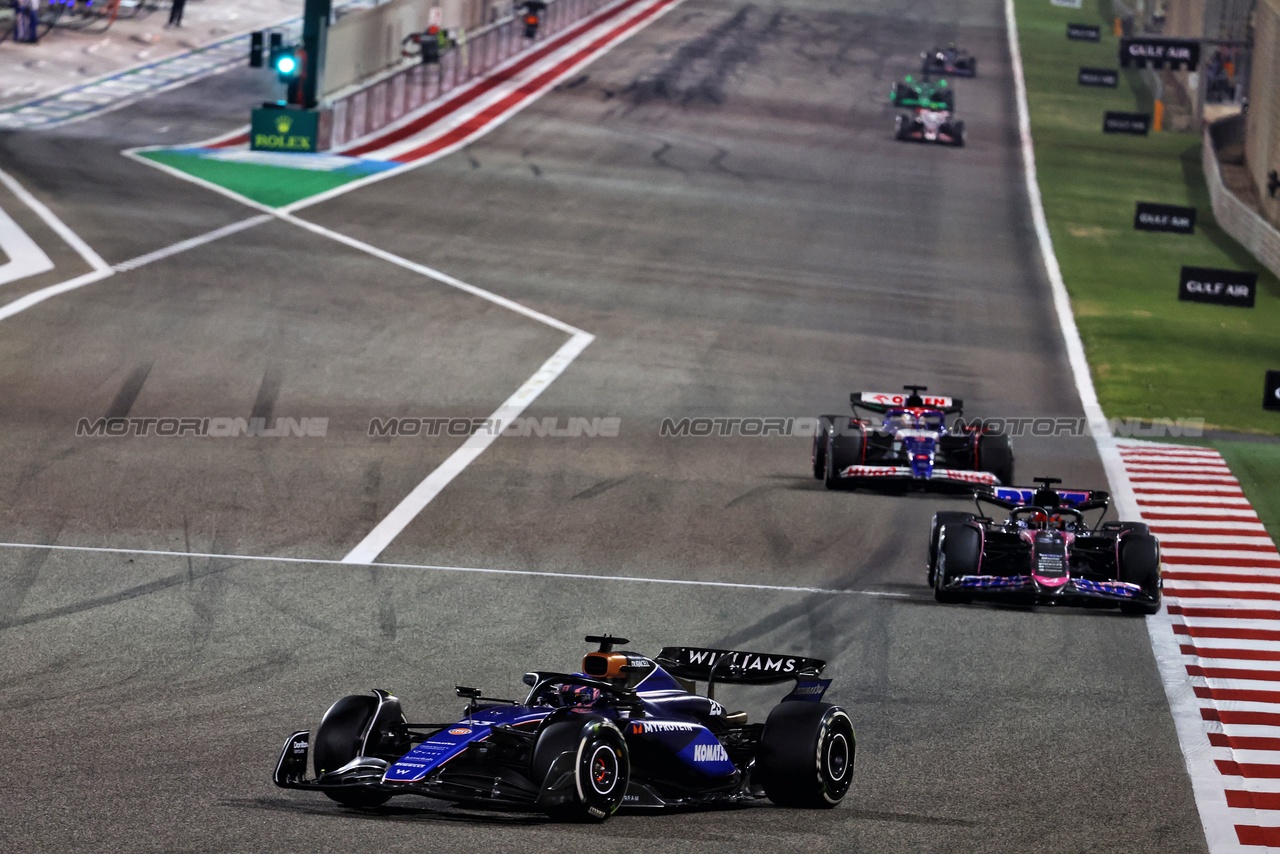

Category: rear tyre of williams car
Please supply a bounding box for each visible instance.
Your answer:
[757,702,855,808]
[934,522,980,603]
[533,716,630,822]
[1118,533,1162,616]
[314,695,392,807]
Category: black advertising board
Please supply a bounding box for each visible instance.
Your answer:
[1266,371,1280,411]
[1134,202,1196,234]
[1103,111,1150,135]
[1178,266,1257,308]
[1078,67,1118,87]
[1119,37,1200,70]
[1067,23,1101,41]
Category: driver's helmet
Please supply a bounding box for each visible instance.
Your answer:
[886,412,918,432]
[1023,509,1048,528]
[557,684,601,708]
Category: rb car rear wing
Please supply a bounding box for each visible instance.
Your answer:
[851,390,963,415]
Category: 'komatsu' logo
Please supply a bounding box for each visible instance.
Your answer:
[693,743,729,763]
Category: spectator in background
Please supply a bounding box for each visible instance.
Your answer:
[167,0,186,27]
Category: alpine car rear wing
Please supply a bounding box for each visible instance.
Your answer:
[851,388,963,415]
[655,647,831,702]
[976,483,1110,512]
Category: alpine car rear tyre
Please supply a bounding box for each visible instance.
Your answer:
[757,702,855,808]
[976,432,1013,485]
[314,694,391,807]
[536,717,629,822]
[929,511,977,586]
[1118,533,1161,615]
[935,522,980,603]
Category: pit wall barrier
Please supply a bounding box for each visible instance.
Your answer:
[318,0,612,151]
[1203,114,1280,282]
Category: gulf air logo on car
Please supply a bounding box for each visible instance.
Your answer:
[692,743,729,763]
[448,728,471,735]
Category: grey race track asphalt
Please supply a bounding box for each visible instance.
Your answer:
[0,0,1210,852]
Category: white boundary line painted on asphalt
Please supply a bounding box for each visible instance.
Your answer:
[278,213,596,563]
[340,331,594,564]
[0,165,110,272]
[1003,2,1235,851]
[0,204,54,285]
[279,213,585,335]
[0,540,906,598]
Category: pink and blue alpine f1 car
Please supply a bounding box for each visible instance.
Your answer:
[928,477,1162,614]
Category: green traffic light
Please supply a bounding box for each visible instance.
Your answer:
[276,55,297,75]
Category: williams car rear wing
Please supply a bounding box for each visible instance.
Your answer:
[655,647,831,702]
[851,389,963,415]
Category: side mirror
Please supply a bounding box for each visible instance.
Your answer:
[522,672,538,687]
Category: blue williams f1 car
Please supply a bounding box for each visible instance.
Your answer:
[813,385,1013,490]
[274,636,854,820]
[928,478,1162,614]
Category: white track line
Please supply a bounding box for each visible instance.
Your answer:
[340,330,594,564]
[0,166,109,273]
[0,540,905,598]
[1003,2,1234,851]
[0,204,54,285]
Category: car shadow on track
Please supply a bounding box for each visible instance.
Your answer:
[877,582,1145,619]
[225,796,549,826]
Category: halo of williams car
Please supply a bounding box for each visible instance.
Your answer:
[275,636,854,820]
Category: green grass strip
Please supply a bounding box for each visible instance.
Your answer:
[1014,0,1280,437]
[141,150,363,208]
[1011,0,1280,546]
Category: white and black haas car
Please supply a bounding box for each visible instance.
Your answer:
[928,477,1162,614]
[813,385,1013,491]
[895,105,965,146]
[273,636,855,821]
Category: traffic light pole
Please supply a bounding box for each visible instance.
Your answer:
[301,0,331,109]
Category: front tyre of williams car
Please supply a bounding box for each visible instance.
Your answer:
[533,714,630,821]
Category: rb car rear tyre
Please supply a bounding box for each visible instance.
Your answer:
[813,416,840,479]
[314,694,392,807]
[976,431,1013,485]
[824,424,864,490]
[757,701,855,808]
[1118,533,1161,615]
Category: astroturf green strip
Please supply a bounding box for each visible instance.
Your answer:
[141,151,364,208]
